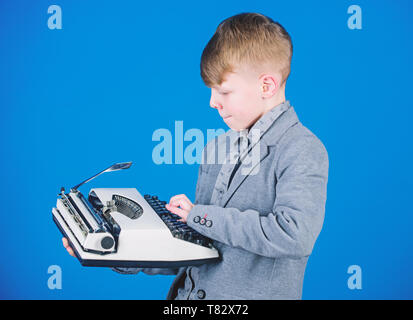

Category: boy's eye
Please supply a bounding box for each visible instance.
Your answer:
[220,91,230,95]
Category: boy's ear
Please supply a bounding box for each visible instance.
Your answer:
[259,73,282,98]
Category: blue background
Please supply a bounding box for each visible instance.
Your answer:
[0,0,412,299]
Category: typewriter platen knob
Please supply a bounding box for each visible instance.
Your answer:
[101,236,115,250]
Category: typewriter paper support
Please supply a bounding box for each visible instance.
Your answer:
[52,162,219,268]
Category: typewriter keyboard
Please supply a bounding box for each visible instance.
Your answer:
[144,195,213,248]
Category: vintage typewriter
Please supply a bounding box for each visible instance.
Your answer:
[52,162,219,268]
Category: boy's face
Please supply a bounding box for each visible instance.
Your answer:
[210,65,265,131]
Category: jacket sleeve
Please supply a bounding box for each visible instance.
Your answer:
[186,136,329,259]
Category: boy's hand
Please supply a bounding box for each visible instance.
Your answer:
[62,237,76,258]
[165,194,194,223]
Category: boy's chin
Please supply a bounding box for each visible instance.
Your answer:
[226,122,250,132]
[224,118,244,131]
[224,117,254,131]
[227,124,243,131]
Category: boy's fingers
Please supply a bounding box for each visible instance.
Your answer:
[67,247,76,257]
[167,199,192,211]
[178,194,191,202]
[168,195,182,203]
[166,205,187,220]
[169,194,192,205]
[168,198,183,207]
[62,238,76,257]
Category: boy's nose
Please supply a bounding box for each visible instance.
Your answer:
[210,96,223,110]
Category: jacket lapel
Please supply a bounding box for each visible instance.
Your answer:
[219,106,300,208]
[220,143,269,207]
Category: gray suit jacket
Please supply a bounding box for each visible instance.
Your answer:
[114,106,329,300]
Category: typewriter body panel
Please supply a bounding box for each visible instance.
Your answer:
[52,187,220,268]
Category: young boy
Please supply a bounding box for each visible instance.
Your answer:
[63,12,329,300]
